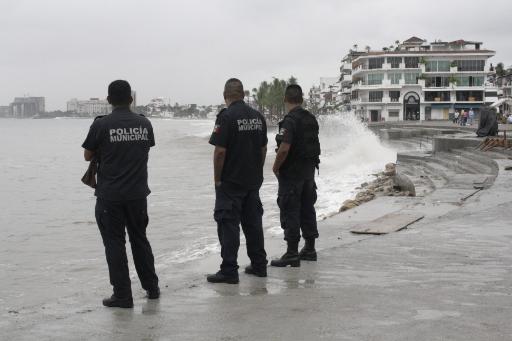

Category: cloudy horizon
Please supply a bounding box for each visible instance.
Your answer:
[1,0,511,110]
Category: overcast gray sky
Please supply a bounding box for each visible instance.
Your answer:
[1,0,511,110]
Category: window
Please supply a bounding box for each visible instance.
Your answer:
[389,111,399,117]
[389,91,400,102]
[425,60,450,72]
[456,76,483,86]
[388,57,401,68]
[424,91,450,101]
[455,60,485,71]
[425,61,435,72]
[404,73,420,84]
[456,91,483,101]
[425,76,449,87]
[438,61,450,72]
[367,73,384,85]
[473,76,484,86]
[388,73,401,84]
[369,91,383,102]
[368,58,385,69]
[351,90,359,100]
[457,76,469,86]
[404,57,419,68]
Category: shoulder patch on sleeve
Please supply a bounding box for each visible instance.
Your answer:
[216,108,227,117]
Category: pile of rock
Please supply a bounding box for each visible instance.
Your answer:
[339,163,416,213]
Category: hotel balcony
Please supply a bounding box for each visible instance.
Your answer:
[340,62,352,72]
[352,65,366,76]
[340,74,352,85]
[351,82,383,90]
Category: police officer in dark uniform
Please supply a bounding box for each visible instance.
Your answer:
[207,78,269,284]
[82,80,159,308]
[271,84,321,268]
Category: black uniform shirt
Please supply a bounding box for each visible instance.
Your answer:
[278,107,316,180]
[209,100,268,190]
[82,107,155,201]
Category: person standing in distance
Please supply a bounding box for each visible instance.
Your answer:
[207,78,269,284]
[271,84,321,268]
[82,80,159,308]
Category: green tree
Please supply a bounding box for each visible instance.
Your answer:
[253,76,298,123]
[496,62,506,77]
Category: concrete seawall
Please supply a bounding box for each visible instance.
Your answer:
[372,121,486,153]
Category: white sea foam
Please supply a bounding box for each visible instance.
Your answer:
[265,113,397,235]
[153,113,397,263]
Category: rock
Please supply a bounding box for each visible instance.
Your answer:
[384,163,396,176]
[361,182,369,188]
[382,185,394,194]
[339,199,359,212]
[393,173,416,196]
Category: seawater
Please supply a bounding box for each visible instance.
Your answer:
[0,114,396,308]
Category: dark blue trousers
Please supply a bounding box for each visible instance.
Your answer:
[277,176,319,243]
[95,198,158,298]
[214,183,268,276]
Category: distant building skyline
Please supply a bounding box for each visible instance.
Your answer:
[9,97,45,118]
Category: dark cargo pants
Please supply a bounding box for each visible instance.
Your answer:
[95,198,159,298]
[214,183,268,276]
[277,176,319,243]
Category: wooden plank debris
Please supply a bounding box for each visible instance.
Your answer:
[350,212,424,235]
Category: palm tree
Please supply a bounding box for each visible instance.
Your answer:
[496,62,506,77]
[353,44,358,51]
[365,45,371,53]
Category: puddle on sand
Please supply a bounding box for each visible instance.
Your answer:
[185,275,319,299]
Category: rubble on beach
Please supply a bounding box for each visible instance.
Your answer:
[339,163,416,212]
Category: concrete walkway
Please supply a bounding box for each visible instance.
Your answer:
[4,158,512,340]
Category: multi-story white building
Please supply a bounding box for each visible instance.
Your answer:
[319,77,340,109]
[492,69,512,113]
[350,37,496,122]
[67,98,111,116]
[339,50,366,110]
[67,90,136,116]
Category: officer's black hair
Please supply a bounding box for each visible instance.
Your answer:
[108,80,132,106]
[285,84,303,104]
[224,78,244,101]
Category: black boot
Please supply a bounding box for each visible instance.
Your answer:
[270,241,300,267]
[299,238,317,261]
[244,264,267,277]
[102,295,134,308]
[146,286,160,299]
[206,271,239,284]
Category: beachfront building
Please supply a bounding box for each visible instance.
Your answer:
[350,37,496,122]
[320,77,340,107]
[339,50,366,111]
[67,98,111,116]
[9,97,45,118]
[67,90,136,116]
[492,69,512,114]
